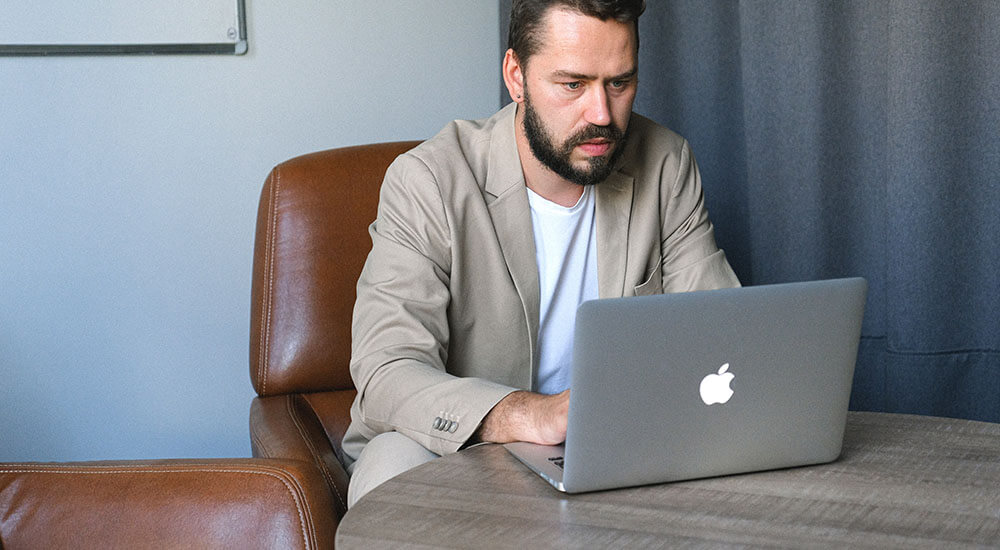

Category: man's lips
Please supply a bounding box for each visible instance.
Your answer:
[577,140,612,156]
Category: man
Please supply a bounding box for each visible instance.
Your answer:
[342,0,739,506]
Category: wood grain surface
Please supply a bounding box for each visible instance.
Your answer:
[336,412,1000,548]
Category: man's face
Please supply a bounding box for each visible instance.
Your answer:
[519,8,638,186]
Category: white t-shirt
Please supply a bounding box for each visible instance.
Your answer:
[526,185,600,395]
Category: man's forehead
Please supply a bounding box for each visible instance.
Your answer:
[529,8,638,76]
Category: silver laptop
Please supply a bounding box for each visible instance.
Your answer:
[504,277,867,493]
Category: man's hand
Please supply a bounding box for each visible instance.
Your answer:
[473,390,569,445]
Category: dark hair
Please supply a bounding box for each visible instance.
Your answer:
[508,0,645,67]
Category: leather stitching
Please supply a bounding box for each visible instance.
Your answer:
[269,465,318,548]
[260,169,281,397]
[249,420,272,458]
[0,466,313,549]
[286,395,347,513]
[256,172,270,396]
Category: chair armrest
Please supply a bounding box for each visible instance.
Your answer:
[0,458,335,549]
[250,391,355,519]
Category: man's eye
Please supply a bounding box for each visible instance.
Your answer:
[563,82,581,91]
[610,80,627,89]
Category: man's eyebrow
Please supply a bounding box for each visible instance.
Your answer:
[552,68,638,81]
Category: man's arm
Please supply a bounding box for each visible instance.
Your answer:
[659,139,741,292]
[350,154,518,456]
[473,390,569,445]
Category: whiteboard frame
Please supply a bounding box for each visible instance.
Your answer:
[0,0,247,56]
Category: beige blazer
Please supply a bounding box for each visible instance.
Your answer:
[342,103,739,461]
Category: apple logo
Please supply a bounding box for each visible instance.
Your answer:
[699,363,735,405]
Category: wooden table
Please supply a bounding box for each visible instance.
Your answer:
[336,412,1000,548]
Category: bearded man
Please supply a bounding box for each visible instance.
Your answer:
[342,0,739,507]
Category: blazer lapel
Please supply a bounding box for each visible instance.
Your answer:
[596,170,634,298]
[485,104,540,375]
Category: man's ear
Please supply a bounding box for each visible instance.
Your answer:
[502,49,525,104]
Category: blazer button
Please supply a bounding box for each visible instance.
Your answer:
[448,421,458,433]
[433,417,443,430]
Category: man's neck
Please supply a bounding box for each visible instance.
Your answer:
[514,106,585,208]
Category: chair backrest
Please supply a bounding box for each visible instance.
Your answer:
[250,141,421,397]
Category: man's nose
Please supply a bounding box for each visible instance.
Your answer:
[583,86,612,126]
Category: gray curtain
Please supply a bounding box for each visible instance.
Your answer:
[499,1,999,422]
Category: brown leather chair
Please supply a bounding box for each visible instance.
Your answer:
[0,143,416,548]
[1,142,416,548]
[0,458,336,548]
[248,141,421,524]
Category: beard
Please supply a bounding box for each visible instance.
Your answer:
[522,89,628,187]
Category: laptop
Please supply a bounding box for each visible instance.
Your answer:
[504,277,867,493]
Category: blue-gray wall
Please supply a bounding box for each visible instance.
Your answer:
[0,2,500,461]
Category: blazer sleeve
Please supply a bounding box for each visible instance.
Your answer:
[349,154,516,456]
[659,140,741,292]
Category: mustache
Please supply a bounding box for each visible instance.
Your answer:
[566,124,624,149]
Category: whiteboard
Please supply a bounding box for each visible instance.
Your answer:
[0,0,247,55]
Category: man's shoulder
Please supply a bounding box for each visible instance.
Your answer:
[395,104,513,180]
[615,113,694,191]
[626,112,689,160]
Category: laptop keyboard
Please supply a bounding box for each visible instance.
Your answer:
[547,456,565,470]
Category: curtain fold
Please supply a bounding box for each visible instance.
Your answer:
[499,0,999,422]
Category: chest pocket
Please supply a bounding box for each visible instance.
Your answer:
[633,259,663,296]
